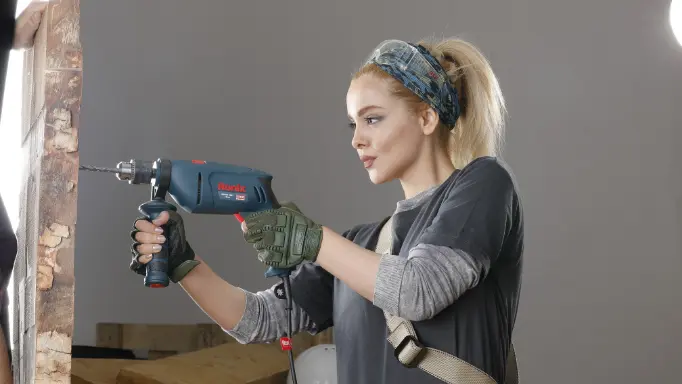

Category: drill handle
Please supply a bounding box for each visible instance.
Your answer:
[138,198,178,288]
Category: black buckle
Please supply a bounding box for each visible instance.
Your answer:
[394,335,426,368]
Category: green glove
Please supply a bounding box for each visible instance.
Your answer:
[243,202,323,269]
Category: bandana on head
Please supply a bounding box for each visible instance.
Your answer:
[364,40,461,128]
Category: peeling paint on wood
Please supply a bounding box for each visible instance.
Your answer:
[37,222,70,291]
[46,0,82,70]
[50,223,70,238]
[36,265,54,291]
[13,0,82,382]
[35,331,71,384]
[38,228,62,248]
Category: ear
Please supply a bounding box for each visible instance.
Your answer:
[419,106,440,136]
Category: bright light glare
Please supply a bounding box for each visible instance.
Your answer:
[672,0,682,46]
[0,0,33,356]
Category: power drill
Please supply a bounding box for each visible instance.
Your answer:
[80,158,291,284]
[79,158,301,382]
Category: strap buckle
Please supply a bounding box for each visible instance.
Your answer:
[394,334,427,368]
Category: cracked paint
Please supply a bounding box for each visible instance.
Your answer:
[35,331,71,384]
[39,228,62,248]
[50,108,72,132]
[40,248,60,272]
[46,1,82,69]
[37,265,54,291]
[47,107,78,152]
[54,10,80,47]
[45,70,65,90]
[49,223,70,238]
[37,223,71,290]
[51,132,78,152]
[68,76,80,89]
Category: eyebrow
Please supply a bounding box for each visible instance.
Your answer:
[348,105,385,120]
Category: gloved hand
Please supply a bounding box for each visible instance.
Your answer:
[242,202,324,269]
[130,210,200,283]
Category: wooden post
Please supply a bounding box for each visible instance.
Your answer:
[13,1,82,383]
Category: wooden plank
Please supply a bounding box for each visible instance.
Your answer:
[95,322,331,351]
[13,1,82,383]
[95,323,231,353]
[116,343,293,384]
[114,329,327,384]
[146,351,177,360]
[70,359,140,384]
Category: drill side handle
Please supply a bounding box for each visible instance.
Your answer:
[139,198,178,288]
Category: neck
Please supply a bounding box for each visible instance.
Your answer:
[399,148,455,199]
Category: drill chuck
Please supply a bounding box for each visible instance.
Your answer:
[115,160,155,184]
[79,159,155,185]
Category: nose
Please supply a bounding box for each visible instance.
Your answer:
[351,127,368,149]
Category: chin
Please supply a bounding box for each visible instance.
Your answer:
[367,169,392,185]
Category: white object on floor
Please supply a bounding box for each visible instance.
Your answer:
[286,344,337,384]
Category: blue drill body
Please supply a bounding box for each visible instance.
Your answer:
[167,160,279,214]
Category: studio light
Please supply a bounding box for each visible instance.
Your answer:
[671,0,682,46]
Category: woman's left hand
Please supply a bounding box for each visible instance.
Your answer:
[242,202,324,269]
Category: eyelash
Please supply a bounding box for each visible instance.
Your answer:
[348,116,382,130]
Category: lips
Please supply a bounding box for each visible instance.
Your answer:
[359,155,376,168]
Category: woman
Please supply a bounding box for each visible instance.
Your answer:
[130,37,523,384]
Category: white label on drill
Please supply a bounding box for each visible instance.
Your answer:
[219,191,248,201]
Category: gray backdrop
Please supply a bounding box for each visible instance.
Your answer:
[75,1,682,383]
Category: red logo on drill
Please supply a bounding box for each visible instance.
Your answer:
[217,182,247,193]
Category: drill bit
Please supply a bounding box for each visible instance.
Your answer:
[78,164,120,173]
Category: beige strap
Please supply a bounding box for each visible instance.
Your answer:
[375,216,519,384]
[506,344,518,384]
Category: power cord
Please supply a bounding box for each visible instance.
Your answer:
[281,275,298,384]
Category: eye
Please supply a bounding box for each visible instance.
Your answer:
[365,116,382,125]
[348,116,382,130]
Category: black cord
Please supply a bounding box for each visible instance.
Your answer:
[282,275,298,384]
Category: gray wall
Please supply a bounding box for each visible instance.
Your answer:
[75,1,682,383]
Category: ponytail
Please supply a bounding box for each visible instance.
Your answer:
[420,38,507,169]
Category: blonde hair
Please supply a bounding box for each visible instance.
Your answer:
[353,37,507,169]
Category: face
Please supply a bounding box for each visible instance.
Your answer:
[346,74,436,184]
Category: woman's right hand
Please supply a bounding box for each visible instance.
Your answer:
[129,210,200,283]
